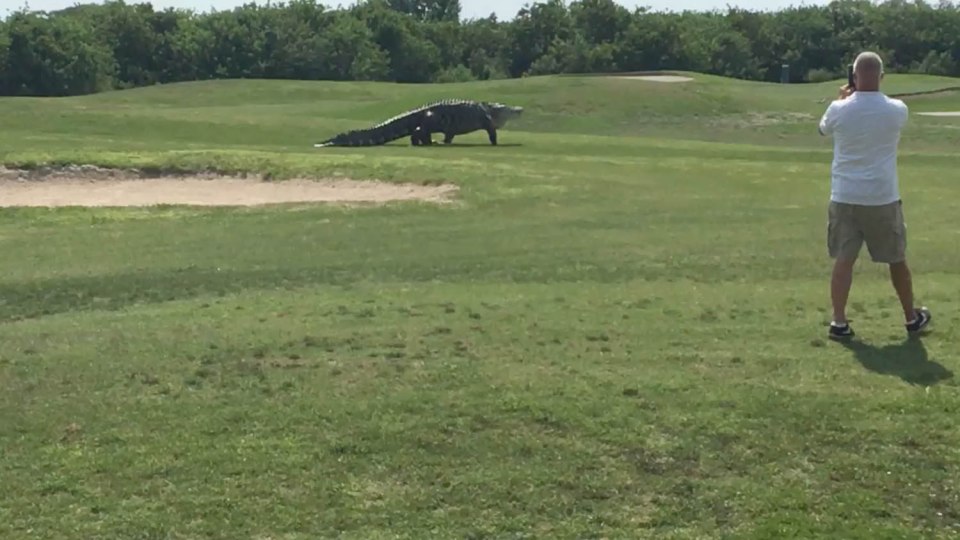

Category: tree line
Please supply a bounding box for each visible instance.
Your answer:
[1,0,959,97]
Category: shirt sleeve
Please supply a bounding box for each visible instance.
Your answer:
[818,101,839,136]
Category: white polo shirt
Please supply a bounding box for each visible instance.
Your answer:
[818,91,909,206]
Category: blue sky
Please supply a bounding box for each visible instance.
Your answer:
[7,0,829,20]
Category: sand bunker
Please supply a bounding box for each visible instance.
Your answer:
[0,166,458,207]
[615,75,694,83]
[917,111,960,117]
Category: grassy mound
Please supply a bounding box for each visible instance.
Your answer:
[2,72,959,168]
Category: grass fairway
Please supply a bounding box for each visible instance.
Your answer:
[1,72,959,538]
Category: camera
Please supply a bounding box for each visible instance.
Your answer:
[847,64,856,90]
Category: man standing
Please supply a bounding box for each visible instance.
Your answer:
[817,51,931,340]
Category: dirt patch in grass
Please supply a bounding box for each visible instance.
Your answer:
[707,111,815,128]
[614,75,694,83]
[0,165,458,207]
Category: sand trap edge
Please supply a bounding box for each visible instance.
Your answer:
[613,75,695,83]
[0,165,460,208]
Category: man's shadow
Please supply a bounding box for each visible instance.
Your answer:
[838,337,953,386]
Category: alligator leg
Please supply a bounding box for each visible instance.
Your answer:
[482,115,498,145]
[411,126,431,146]
[412,113,439,146]
[443,133,455,144]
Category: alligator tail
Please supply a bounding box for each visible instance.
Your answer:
[314,109,423,148]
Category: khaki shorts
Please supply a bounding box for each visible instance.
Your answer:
[827,200,906,263]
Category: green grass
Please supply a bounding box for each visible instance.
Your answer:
[1,72,960,538]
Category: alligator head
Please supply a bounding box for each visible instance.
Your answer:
[484,102,524,128]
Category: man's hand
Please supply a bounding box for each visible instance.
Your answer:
[838,84,854,100]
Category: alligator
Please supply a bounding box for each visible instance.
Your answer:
[313,99,523,148]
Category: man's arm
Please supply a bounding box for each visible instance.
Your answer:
[819,85,853,136]
[819,102,838,136]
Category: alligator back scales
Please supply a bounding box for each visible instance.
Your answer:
[314,99,522,147]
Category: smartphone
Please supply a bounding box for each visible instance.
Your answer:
[847,65,855,89]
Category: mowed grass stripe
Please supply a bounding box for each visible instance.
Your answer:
[1,281,957,537]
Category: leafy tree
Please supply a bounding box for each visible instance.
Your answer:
[614,12,686,72]
[318,12,390,80]
[199,3,271,79]
[352,0,441,82]
[387,0,460,22]
[508,0,575,76]
[569,0,630,45]
[161,13,216,82]
[0,18,9,94]
[459,16,511,79]
[3,11,114,96]
[2,0,960,96]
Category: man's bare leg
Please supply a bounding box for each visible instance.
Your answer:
[889,261,915,322]
[831,257,857,324]
[889,260,932,334]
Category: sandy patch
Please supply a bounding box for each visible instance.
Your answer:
[0,165,458,207]
[708,111,814,128]
[917,111,960,117]
[614,75,694,83]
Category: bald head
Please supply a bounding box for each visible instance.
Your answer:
[853,51,884,91]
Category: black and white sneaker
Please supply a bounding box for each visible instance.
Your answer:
[829,321,855,340]
[906,307,932,335]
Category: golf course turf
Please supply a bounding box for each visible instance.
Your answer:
[1,72,959,538]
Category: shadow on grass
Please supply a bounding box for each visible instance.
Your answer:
[839,337,953,386]
[0,267,356,323]
[416,143,524,148]
[0,258,683,323]
[315,143,523,151]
